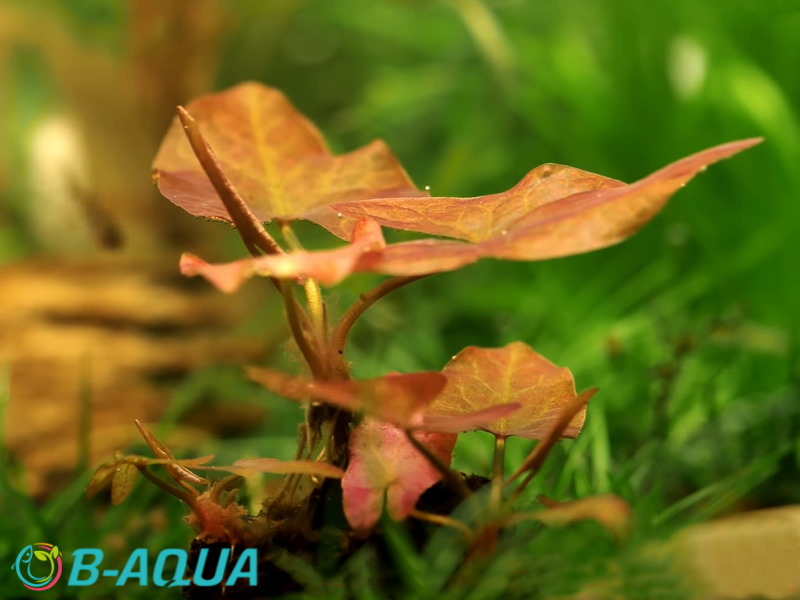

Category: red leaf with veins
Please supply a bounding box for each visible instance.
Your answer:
[342,418,457,534]
[152,82,422,235]
[425,342,586,439]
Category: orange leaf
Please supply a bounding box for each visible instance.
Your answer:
[178,139,760,286]
[179,218,385,291]
[342,418,457,534]
[334,164,623,242]
[424,342,586,439]
[418,402,521,433]
[335,139,761,266]
[246,367,446,426]
[153,82,759,284]
[152,82,422,233]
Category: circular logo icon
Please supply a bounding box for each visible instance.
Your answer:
[12,543,62,591]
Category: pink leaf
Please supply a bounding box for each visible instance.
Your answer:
[342,419,457,534]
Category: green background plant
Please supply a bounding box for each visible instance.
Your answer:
[1,0,798,598]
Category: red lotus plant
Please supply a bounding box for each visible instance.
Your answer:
[89,81,759,578]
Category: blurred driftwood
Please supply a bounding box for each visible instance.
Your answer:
[0,1,280,497]
[0,260,274,497]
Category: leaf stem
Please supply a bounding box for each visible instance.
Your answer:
[177,107,283,258]
[403,429,471,499]
[331,276,424,360]
[490,435,506,513]
[506,388,597,502]
[410,509,474,540]
[280,281,323,376]
[134,419,207,491]
[136,465,198,508]
[280,221,328,353]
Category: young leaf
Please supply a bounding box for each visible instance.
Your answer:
[111,463,140,505]
[179,218,385,291]
[342,418,457,534]
[246,367,447,426]
[34,551,48,561]
[86,461,118,499]
[424,342,586,439]
[152,82,422,233]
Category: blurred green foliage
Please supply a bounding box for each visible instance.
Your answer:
[1,0,799,597]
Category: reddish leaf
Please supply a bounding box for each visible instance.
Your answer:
[334,138,761,266]
[416,402,521,433]
[246,367,446,426]
[179,218,385,291]
[152,82,422,233]
[177,139,760,287]
[354,238,482,278]
[424,342,586,439]
[342,418,457,534]
[335,164,623,242]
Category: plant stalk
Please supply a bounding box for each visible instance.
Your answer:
[410,509,474,539]
[507,388,597,501]
[280,281,323,376]
[490,435,506,513]
[330,276,424,363]
[404,429,471,499]
[177,107,283,258]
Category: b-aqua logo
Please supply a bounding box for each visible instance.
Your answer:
[12,545,258,590]
[11,544,63,591]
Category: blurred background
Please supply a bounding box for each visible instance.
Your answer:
[1,0,798,596]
